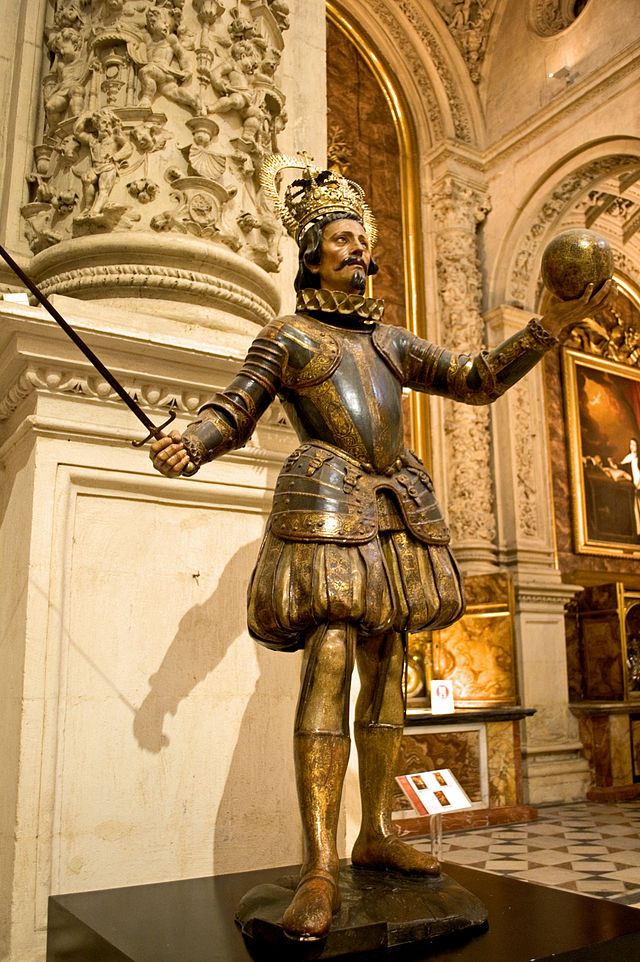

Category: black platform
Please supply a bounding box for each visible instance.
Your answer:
[47,860,640,962]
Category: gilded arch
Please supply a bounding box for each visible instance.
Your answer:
[330,0,485,151]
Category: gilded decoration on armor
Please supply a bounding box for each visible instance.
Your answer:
[146,153,615,941]
[25,0,289,270]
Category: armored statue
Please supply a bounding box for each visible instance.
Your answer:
[150,156,615,940]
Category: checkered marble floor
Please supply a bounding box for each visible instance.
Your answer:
[413,801,640,907]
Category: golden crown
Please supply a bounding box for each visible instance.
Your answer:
[259,153,377,246]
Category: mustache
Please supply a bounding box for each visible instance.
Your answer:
[339,254,367,271]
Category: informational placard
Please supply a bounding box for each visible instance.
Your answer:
[395,768,472,817]
[430,679,454,714]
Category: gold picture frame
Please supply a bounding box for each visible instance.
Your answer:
[563,348,640,558]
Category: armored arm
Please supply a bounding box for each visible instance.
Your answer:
[180,332,285,472]
[385,319,558,405]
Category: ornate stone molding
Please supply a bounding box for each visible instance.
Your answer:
[528,0,589,38]
[433,0,497,84]
[507,155,639,308]
[0,365,207,423]
[28,231,281,326]
[510,381,539,539]
[430,175,496,555]
[38,264,276,324]
[367,0,471,143]
[24,0,290,273]
[0,361,288,430]
[564,293,640,368]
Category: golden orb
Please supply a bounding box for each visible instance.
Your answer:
[541,228,614,301]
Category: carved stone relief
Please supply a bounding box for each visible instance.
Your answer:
[430,176,496,550]
[507,155,639,308]
[564,296,640,369]
[510,380,539,539]
[0,358,288,431]
[24,0,290,273]
[433,0,497,84]
[529,0,590,38]
[367,0,470,143]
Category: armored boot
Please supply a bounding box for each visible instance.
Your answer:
[351,722,439,875]
[282,731,350,939]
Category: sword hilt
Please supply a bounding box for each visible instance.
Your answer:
[133,411,198,477]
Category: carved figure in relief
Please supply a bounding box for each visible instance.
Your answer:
[267,0,290,30]
[149,157,616,941]
[44,27,90,130]
[210,39,256,114]
[53,1,85,31]
[74,108,132,213]
[137,6,198,111]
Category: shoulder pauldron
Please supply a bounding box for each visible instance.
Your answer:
[265,313,342,389]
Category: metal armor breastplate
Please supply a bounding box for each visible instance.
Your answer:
[275,314,404,473]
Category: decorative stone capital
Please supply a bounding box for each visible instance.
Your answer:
[429,174,491,236]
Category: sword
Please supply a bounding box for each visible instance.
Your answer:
[0,243,195,473]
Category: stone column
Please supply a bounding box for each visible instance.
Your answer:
[486,305,589,804]
[428,171,497,573]
[19,0,293,323]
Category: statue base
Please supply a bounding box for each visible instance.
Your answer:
[236,865,488,959]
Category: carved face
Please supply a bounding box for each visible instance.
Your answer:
[306,218,371,294]
[147,8,172,38]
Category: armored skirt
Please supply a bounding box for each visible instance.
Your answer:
[247,492,465,652]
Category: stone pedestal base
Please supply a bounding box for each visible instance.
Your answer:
[236,865,488,958]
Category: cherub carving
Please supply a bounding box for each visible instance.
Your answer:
[136,6,197,112]
[44,27,90,130]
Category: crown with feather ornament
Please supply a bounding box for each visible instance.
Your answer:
[259,153,377,246]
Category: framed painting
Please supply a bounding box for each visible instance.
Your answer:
[563,348,640,557]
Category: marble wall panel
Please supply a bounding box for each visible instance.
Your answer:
[610,714,633,785]
[578,715,612,787]
[486,721,518,808]
[392,728,483,815]
[631,716,640,780]
[433,612,516,706]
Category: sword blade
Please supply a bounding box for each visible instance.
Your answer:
[0,243,163,441]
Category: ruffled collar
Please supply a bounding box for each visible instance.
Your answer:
[295,288,385,322]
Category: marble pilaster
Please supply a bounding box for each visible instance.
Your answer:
[428,163,497,573]
[486,305,590,804]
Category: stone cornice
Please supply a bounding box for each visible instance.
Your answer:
[482,38,640,168]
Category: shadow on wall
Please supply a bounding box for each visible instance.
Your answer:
[133,536,301,873]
